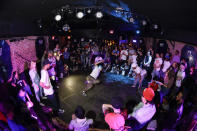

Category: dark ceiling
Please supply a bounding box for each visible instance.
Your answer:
[0,0,197,43]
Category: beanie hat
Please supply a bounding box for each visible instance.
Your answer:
[111,97,123,109]
[143,88,155,101]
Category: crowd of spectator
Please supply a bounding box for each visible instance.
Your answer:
[0,40,197,131]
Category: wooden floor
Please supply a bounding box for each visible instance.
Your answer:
[57,72,142,128]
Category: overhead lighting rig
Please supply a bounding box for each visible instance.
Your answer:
[52,5,104,20]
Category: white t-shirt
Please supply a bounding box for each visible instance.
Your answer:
[131,102,156,124]
[162,60,171,72]
[40,69,54,96]
[120,50,128,61]
[154,58,163,71]
[133,66,142,75]
[129,49,135,58]
[90,66,102,79]
[176,70,185,87]
[131,55,137,64]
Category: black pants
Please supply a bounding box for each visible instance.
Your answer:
[120,60,127,66]
[47,94,59,111]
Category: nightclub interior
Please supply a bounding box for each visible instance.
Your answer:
[0,0,197,131]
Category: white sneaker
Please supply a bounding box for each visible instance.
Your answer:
[82,91,87,96]
[40,103,45,106]
[58,109,65,114]
[42,96,47,99]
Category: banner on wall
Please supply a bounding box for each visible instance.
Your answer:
[0,40,12,81]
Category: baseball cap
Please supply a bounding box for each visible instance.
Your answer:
[143,88,155,101]
[43,59,51,66]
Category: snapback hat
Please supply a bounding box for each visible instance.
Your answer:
[43,59,51,66]
[143,88,155,101]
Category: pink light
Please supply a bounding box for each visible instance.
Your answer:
[67,36,71,40]
[109,30,114,34]
[52,36,55,40]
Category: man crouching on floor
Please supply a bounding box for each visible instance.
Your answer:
[82,55,104,96]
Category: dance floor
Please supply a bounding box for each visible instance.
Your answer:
[58,72,143,127]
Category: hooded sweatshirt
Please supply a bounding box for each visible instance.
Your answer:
[69,117,93,131]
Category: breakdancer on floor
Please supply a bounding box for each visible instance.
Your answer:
[82,55,104,96]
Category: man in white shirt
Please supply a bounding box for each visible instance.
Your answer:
[143,51,152,69]
[40,60,64,113]
[69,106,93,131]
[128,88,156,130]
[82,56,104,96]
[29,61,43,102]
[131,63,146,88]
[152,53,163,79]
[128,46,135,65]
[161,58,171,78]
[120,46,128,65]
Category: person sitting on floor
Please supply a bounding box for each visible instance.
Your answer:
[69,106,93,131]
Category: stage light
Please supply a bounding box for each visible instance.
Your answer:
[37,19,43,29]
[54,14,62,21]
[67,36,71,40]
[81,38,84,42]
[129,17,134,23]
[115,7,124,12]
[109,30,114,34]
[68,9,73,14]
[39,24,42,29]
[87,9,91,13]
[136,30,140,34]
[52,36,55,40]
[133,39,137,43]
[76,11,84,19]
[89,39,92,42]
[95,11,103,18]
[62,24,70,32]
[142,20,147,26]
[153,24,158,29]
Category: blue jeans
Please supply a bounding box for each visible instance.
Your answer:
[151,69,160,79]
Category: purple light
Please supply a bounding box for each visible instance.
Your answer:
[133,39,137,43]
